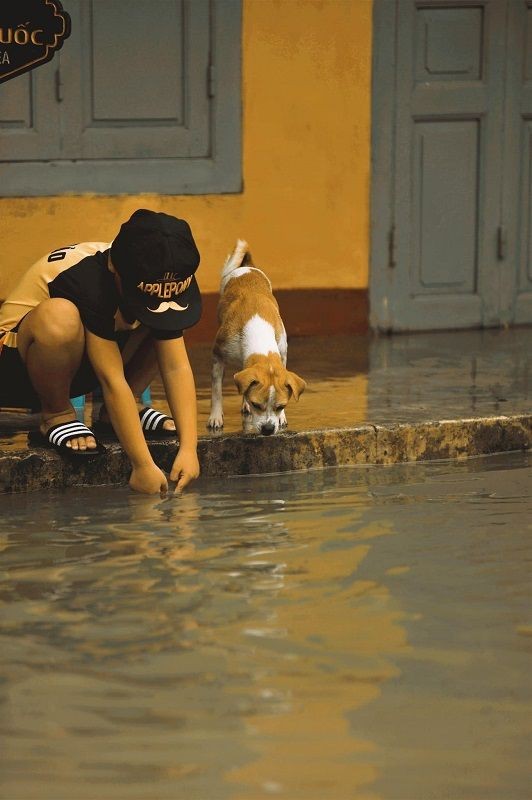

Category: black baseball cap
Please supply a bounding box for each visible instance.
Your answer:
[110,209,202,331]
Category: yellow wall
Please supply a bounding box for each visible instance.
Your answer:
[0,0,372,299]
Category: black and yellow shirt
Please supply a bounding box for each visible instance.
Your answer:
[0,242,183,349]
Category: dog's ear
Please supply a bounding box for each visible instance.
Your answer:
[285,372,306,401]
[234,368,260,396]
[241,250,253,267]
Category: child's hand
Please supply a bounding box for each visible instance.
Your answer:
[170,448,200,492]
[129,462,169,495]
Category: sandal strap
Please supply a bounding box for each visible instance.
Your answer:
[139,407,171,432]
[47,421,96,447]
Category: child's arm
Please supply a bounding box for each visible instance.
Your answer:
[155,336,200,491]
[85,331,168,495]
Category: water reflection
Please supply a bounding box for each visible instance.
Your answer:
[0,454,530,800]
[226,510,403,800]
[367,328,531,423]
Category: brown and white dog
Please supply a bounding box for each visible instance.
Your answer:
[208,240,306,435]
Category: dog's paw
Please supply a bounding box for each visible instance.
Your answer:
[207,413,224,430]
[279,410,288,428]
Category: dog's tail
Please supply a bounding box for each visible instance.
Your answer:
[221,239,252,281]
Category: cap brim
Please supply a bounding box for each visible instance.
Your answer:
[124,275,202,331]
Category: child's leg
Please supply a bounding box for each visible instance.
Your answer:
[100,328,175,432]
[17,298,97,451]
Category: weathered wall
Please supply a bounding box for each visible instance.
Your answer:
[0,0,372,306]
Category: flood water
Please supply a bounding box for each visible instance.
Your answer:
[0,452,530,800]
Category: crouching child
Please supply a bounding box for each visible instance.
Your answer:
[0,209,202,495]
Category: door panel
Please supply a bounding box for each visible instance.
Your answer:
[415,6,483,82]
[517,123,532,314]
[413,121,479,293]
[59,0,210,160]
[90,1,185,123]
[0,62,61,160]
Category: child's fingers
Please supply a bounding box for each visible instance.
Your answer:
[176,471,192,491]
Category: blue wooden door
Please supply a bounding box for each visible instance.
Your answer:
[371,0,531,331]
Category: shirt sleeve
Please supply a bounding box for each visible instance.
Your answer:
[47,254,118,341]
[79,309,117,341]
[149,328,184,341]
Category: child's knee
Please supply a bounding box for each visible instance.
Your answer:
[23,299,84,350]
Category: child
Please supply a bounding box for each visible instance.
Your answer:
[0,209,201,495]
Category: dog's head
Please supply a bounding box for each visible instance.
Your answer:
[234,359,306,435]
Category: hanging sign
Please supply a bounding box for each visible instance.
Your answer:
[0,0,71,85]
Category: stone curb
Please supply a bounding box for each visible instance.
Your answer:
[0,413,530,493]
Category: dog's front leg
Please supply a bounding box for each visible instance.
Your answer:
[279,328,288,427]
[207,354,225,430]
[279,327,288,367]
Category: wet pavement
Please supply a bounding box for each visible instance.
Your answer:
[0,328,530,489]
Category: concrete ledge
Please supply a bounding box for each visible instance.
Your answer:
[0,414,530,493]
[373,416,532,464]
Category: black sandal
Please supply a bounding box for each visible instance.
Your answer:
[94,407,176,440]
[28,420,106,457]
[138,407,177,439]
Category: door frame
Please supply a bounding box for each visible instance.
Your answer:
[369,0,397,332]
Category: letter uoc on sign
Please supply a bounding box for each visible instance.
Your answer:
[0,0,71,86]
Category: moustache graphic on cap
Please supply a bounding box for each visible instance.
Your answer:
[148,301,189,314]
